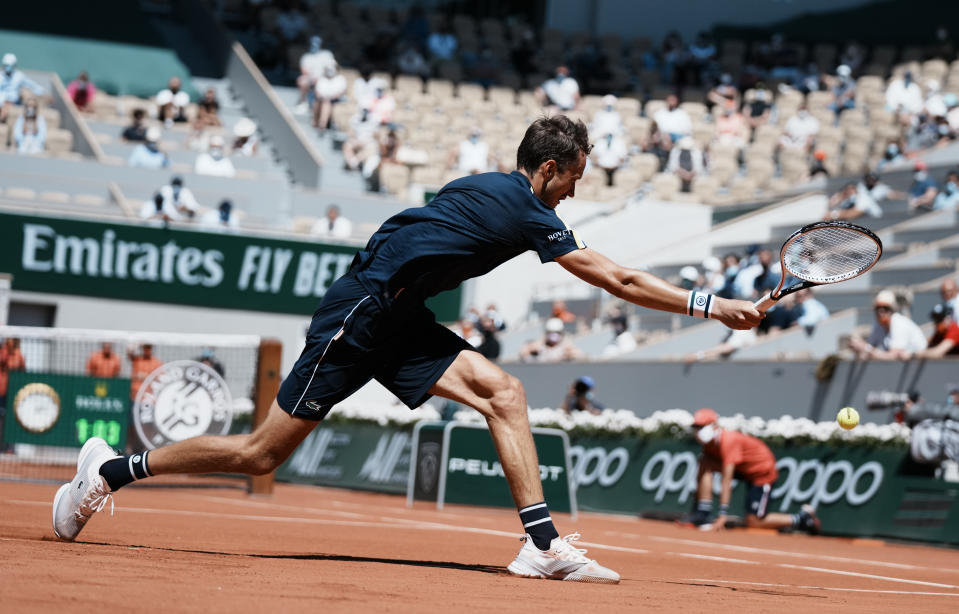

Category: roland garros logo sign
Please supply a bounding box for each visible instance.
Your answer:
[133,360,233,449]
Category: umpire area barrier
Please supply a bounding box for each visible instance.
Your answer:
[0,325,281,494]
[406,421,577,517]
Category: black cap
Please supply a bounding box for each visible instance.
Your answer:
[930,303,949,322]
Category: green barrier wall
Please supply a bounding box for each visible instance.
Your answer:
[275,422,959,544]
[0,29,195,98]
[3,372,130,450]
[0,212,462,321]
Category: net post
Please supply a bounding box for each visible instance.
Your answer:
[249,338,282,495]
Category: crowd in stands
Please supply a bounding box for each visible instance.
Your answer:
[138,175,240,232]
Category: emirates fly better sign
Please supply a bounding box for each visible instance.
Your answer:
[0,211,462,320]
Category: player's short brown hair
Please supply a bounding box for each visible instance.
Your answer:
[516,116,592,175]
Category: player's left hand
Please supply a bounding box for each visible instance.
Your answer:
[711,298,763,330]
[709,514,728,532]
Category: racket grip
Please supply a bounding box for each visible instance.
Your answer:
[754,292,778,312]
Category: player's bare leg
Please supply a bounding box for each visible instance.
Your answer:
[147,401,316,475]
[429,350,543,508]
[430,350,620,583]
[53,401,316,541]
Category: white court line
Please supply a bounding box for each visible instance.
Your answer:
[640,534,959,574]
[778,563,959,589]
[670,552,759,565]
[686,578,959,598]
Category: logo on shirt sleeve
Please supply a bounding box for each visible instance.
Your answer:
[547,229,574,242]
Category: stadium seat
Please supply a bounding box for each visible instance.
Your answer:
[650,172,680,200]
[379,163,410,197]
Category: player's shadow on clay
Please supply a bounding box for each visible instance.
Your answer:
[84,541,506,575]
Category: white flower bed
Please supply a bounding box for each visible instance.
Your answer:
[327,402,911,447]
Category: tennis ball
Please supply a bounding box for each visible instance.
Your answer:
[837,407,860,430]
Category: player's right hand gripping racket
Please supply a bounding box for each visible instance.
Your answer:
[754,221,883,312]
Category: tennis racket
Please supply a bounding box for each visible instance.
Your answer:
[754,221,882,312]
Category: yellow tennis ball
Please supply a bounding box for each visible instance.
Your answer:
[837,407,860,430]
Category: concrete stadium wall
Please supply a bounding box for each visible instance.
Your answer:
[502,358,958,423]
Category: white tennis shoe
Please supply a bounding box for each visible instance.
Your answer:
[507,533,620,584]
[52,437,120,541]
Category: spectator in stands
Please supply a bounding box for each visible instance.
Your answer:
[474,314,502,361]
[908,161,939,212]
[795,62,822,95]
[367,78,396,126]
[734,248,778,300]
[66,71,96,112]
[678,265,701,291]
[449,127,493,175]
[941,278,958,319]
[127,127,169,169]
[758,293,800,335]
[194,135,235,178]
[911,303,959,359]
[688,31,717,85]
[427,17,458,63]
[561,376,603,415]
[591,95,624,137]
[924,79,948,119]
[945,94,959,134]
[824,181,880,220]
[933,170,959,211]
[715,105,748,149]
[849,290,927,360]
[701,256,725,294]
[602,304,637,357]
[829,64,856,117]
[592,129,629,187]
[156,76,189,126]
[745,85,772,129]
[519,317,584,363]
[313,63,347,131]
[86,342,121,378]
[139,192,178,227]
[201,200,240,233]
[808,149,829,179]
[0,337,26,449]
[231,118,258,156]
[296,35,335,114]
[886,71,923,122]
[795,288,829,334]
[122,109,148,142]
[550,300,577,324]
[342,108,379,173]
[451,317,483,348]
[717,252,742,299]
[396,43,430,79]
[666,136,704,193]
[0,53,46,124]
[13,98,46,155]
[707,74,739,112]
[780,103,819,151]
[876,137,906,171]
[194,348,225,376]
[273,2,308,67]
[398,4,430,51]
[193,88,221,132]
[536,66,580,112]
[654,94,692,143]
[127,344,162,402]
[160,176,199,220]
[310,204,352,239]
[352,65,376,110]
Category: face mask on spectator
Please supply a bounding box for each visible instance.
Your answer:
[25,106,37,118]
[695,423,717,445]
[545,332,563,346]
[914,171,928,181]
[210,146,223,160]
[2,65,12,76]
[886,144,899,157]
[947,182,958,194]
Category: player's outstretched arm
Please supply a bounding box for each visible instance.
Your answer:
[555,247,761,330]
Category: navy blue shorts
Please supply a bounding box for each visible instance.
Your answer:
[745,482,772,519]
[276,274,472,420]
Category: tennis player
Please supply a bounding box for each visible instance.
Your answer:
[689,408,820,533]
[53,116,762,584]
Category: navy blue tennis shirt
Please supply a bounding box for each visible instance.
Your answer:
[351,170,586,307]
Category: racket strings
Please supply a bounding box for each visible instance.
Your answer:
[782,228,880,283]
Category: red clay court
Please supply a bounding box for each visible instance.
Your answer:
[3,478,958,613]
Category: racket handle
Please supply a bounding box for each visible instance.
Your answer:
[754,292,778,312]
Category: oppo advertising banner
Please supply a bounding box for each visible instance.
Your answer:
[277,423,959,543]
[0,212,462,321]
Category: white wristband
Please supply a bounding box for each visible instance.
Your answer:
[687,290,713,319]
